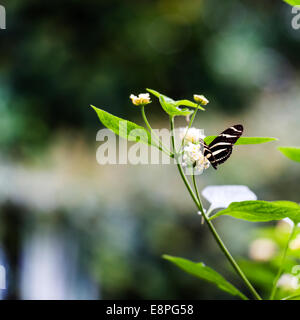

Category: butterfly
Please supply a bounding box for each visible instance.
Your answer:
[201,125,243,170]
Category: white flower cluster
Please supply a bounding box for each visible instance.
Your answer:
[179,127,205,145]
[179,127,210,174]
[130,93,151,106]
[277,273,300,291]
[193,94,209,105]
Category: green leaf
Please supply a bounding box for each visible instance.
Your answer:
[283,0,300,6]
[147,88,201,117]
[147,88,205,110]
[238,260,275,289]
[273,200,300,209]
[163,255,248,300]
[211,200,300,224]
[204,136,277,145]
[91,105,155,146]
[175,99,205,110]
[146,88,175,103]
[159,96,193,117]
[278,147,300,163]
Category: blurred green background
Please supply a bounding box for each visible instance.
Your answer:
[0,0,300,299]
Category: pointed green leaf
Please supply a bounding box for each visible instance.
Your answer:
[211,200,300,224]
[204,136,277,145]
[91,105,155,146]
[283,0,300,6]
[175,100,205,110]
[147,88,199,117]
[163,255,248,300]
[146,89,204,110]
[159,96,193,117]
[278,147,300,163]
[146,88,173,101]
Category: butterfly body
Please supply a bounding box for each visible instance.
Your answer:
[202,125,243,169]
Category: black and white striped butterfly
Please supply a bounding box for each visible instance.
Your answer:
[200,125,243,170]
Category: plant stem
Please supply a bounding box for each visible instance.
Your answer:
[281,293,300,300]
[170,116,262,300]
[269,224,297,300]
[179,103,201,152]
[141,106,173,157]
[192,173,261,300]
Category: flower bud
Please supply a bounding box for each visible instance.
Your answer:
[130,93,151,106]
[193,94,209,105]
[249,238,277,262]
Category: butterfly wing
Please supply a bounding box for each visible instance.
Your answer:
[199,139,218,169]
[207,124,243,169]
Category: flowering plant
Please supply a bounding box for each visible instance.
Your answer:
[91,89,300,300]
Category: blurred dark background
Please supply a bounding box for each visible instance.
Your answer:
[0,0,300,299]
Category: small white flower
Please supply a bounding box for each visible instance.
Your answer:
[289,235,300,251]
[249,238,277,262]
[178,127,209,174]
[179,127,205,145]
[277,274,299,291]
[130,93,151,106]
[182,143,201,165]
[181,142,210,174]
[193,94,209,105]
[201,185,257,210]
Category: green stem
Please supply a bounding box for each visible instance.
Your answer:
[192,173,261,300]
[170,116,262,300]
[141,106,173,157]
[179,104,201,152]
[206,205,215,218]
[281,293,300,300]
[170,116,177,153]
[269,224,297,300]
